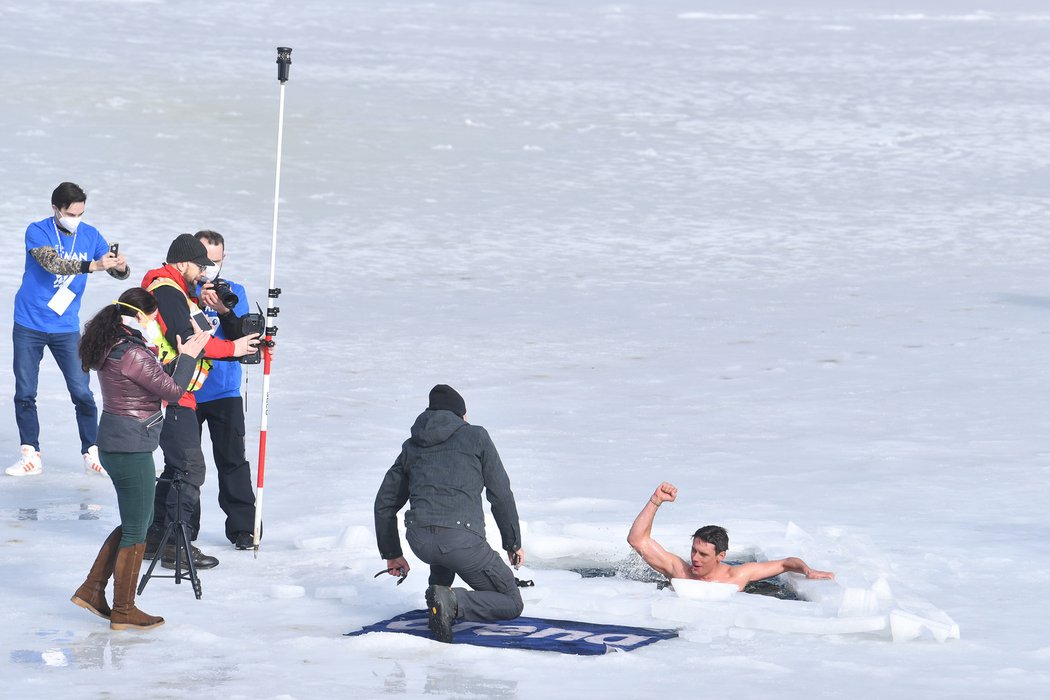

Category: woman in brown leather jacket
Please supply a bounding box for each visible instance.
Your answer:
[71,287,208,630]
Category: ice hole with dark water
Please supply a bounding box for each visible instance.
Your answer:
[570,550,803,601]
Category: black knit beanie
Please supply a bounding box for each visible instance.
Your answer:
[166,233,214,267]
[429,384,466,417]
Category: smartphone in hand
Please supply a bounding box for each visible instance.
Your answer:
[109,242,119,256]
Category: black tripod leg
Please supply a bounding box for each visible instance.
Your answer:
[178,523,203,599]
[137,522,177,595]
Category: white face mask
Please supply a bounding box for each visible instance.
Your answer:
[124,316,163,347]
[57,214,81,234]
[199,259,222,284]
[141,319,164,346]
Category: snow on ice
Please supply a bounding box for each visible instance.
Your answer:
[2,0,1049,698]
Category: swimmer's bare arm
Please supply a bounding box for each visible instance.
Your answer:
[627,482,691,579]
[735,557,835,585]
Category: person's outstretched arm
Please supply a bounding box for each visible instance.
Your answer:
[737,557,835,585]
[627,482,689,579]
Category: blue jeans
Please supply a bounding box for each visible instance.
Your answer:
[12,322,98,453]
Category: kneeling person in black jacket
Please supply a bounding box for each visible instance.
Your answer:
[374,385,525,643]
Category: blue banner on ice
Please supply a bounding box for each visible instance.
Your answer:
[347,609,677,655]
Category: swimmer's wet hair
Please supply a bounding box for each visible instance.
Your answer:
[692,525,729,555]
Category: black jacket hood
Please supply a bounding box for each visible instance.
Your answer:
[410,409,466,447]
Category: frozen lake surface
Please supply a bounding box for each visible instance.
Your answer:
[2,1,1049,697]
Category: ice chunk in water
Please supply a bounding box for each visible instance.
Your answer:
[671,578,738,601]
[837,587,881,617]
[889,609,960,643]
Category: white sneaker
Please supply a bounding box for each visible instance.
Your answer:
[83,445,107,476]
[6,445,42,476]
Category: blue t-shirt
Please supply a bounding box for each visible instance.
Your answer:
[13,216,109,333]
[194,277,249,403]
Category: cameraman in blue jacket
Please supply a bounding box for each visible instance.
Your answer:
[193,230,259,550]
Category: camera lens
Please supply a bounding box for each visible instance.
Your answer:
[213,279,239,309]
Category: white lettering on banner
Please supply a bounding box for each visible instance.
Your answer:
[388,619,489,633]
[474,625,537,637]
[384,617,658,649]
[584,633,651,648]
[525,627,592,642]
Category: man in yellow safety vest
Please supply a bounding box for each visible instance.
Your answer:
[140,234,260,570]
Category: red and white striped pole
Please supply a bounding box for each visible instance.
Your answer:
[254,47,292,556]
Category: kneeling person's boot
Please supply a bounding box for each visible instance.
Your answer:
[425,585,458,644]
[110,543,164,631]
[71,526,122,620]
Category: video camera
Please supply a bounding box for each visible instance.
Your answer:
[239,307,265,365]
[206,279,263,364]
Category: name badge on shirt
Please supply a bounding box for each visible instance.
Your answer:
[47,285,76,316]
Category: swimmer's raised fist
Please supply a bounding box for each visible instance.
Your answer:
[652,482,678,504]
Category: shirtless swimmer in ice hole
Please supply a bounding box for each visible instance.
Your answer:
[627,482,835,590]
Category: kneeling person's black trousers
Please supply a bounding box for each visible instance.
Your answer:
[407,525,523,622]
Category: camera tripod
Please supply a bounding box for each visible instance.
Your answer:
[137,473,202,599]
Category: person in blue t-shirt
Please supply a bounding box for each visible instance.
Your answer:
[193,230,259,550]
[7,182,130,478]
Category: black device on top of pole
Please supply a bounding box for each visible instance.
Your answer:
[277,47,292,83]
